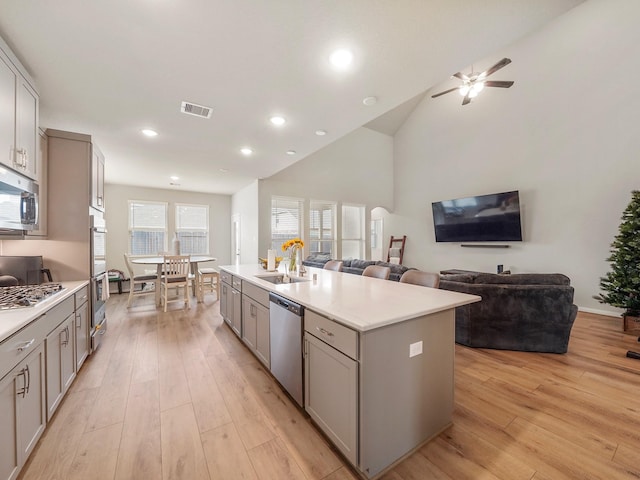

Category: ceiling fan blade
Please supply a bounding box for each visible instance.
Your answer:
[431,87,459,98]
[483,58,511,77]
[484,80,514,88]
[452,71,469,81]
[461,94,472,106]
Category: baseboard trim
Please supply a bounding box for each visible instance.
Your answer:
[578,306,621,318]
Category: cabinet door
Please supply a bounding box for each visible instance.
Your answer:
[46,315,75,420]
[242,297,257,350]
[255,302,270,368]
[17,343,46,464]
[15,79,38,180]
[220,283,229,324]
[304,332,358,465]
[0,369,19,480]
[0,53,16,171]
[231,288,242,337]
[75,300,89,371]
[90,146,105,211]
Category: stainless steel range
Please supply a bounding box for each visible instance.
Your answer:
[0,283,64,310]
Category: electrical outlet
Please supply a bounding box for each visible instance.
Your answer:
[409,341,423,358]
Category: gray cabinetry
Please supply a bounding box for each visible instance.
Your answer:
[0,38,39,181]
[241,282,270,368]
[44,297,76,420]
[74,287,89,371]
[304,310,358,465]
[0,342,46,480]
[220,271,242,337]
[90,145,105,212]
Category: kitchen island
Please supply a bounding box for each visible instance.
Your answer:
[219,264,480,479]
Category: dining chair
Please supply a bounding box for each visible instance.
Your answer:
[362,265,391,280]
[124,254,158,307]
[399,270,440,288]
[323,260,343,272]
[160,255,192,311]
[198,267,220,302]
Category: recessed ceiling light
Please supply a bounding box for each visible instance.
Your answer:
[286,150,296,155]
[363,96,377,106]
[315,129,327,136]
[170,175,179,181]
[240,147,253,156]
[269,116,286,126]
[329,49,353,69]
[142,129,158,137]
[219,168,229,173]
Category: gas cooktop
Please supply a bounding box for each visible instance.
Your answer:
[0,283,65,310]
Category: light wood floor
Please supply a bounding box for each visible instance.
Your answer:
[17,293,640,480]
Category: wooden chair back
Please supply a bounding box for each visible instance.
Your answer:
[399,270,440,288]
[362,265,391,280]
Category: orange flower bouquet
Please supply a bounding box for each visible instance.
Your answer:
[282,238,304,273]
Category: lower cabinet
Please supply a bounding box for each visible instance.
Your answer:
[74,288,89,371]
[45,313,76,420]
[230,287,242,337]
[0,343,46,480]
[241,292,270,368]
[304,312,358,466]
[220,272,242,337]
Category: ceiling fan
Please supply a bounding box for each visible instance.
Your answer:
[431,57,514,105]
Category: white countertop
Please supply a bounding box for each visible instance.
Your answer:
[220,264,480,332]
[0,281,89,342]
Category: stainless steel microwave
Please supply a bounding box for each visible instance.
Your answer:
[0,167,38,233]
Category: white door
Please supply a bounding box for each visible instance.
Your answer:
[231,214,241,265]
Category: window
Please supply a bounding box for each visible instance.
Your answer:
[309,201,336,255]
[129,200,167,255]
[176,204,209,254]
[342,204,365,259]
[271,196,303,251]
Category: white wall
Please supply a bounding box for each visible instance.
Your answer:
[383,0,639,315]
[105,184,231,275]
[255,127,394,259]
[231,180,259,266]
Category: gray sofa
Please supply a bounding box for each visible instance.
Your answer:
[303,254,414,282]
[439,271,578,353]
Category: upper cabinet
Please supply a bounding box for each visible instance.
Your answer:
[0,37,39,181]
[90,144,105,212]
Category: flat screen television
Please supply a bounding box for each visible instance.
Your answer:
[431,190,523,242]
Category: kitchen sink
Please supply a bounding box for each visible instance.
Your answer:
[254,274,310,284]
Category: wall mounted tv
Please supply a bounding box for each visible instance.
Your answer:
[431,190,523,243]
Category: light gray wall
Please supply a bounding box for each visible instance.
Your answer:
[254,127,394,259]
[382,0,638,315]
[105,183,231,275]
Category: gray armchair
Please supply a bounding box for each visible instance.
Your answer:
[439,272,578,353]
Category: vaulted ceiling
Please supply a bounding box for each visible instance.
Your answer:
[0,0,583,194]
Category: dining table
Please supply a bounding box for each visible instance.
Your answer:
[130,255,217,306]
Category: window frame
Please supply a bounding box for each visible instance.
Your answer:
[271,196,304,253]
[175,203,210,255]
[309,200,336,256]
[128,200,168,256]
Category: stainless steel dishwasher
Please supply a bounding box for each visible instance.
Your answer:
[269,292,304,407]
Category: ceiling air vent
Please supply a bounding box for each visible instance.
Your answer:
[180,101,213,119]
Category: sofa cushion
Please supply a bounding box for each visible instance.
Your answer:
[350,259,377,270]
[341,259,352,267]
[440,273,477,283]
[375,261,411,275]
[473,273,570,286]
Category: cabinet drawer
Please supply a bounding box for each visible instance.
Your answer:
[305,310,358,360]
[0,317,46,377]
[220,270,232,285]
[232,276,242,290]
[242,281,269,307]
[41,296,74,335]
[74,285,89,307]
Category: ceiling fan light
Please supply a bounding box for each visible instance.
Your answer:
[459,85,470,96]
[472,81,485,94]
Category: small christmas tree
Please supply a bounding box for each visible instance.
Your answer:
[599,190,640,316]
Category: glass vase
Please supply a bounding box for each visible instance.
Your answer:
[288,249,297,275]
